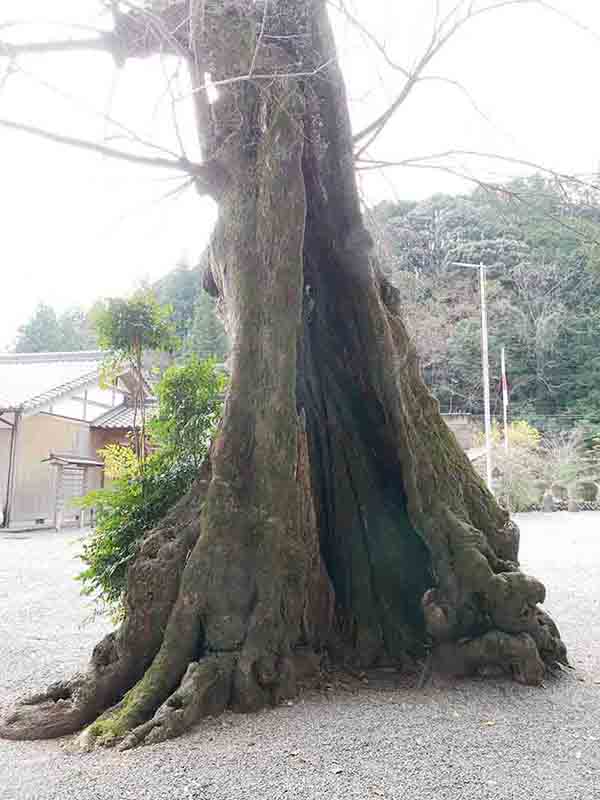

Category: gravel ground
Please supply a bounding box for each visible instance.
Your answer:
[1,514,599,800]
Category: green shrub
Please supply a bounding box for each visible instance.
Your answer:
[78,357,225,615]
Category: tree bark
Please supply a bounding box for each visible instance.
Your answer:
[0,0,566,748]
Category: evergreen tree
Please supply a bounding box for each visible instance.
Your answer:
[154,262,202,340]
[185,289,229,362]
[15,304,97,353]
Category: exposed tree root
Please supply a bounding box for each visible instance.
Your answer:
[89,655,236,751]
[434,631,546,685]
[0,472,209,742]
[0,0,570,748]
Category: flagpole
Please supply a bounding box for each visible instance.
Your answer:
[501,346,509,453]
[452,260,493,493]
[479,264,493,490]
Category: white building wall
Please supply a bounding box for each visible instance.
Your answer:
[0,424,11,517]
[10,413,101,525]
[51,386,124,422]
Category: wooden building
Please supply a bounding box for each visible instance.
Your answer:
[0,351,151,530]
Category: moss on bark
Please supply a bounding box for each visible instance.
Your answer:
[0,0,567,748]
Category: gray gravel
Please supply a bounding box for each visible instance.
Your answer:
[1,514,599,800]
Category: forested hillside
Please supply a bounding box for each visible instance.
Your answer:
[13,174,600,434]
[371,175,600,430]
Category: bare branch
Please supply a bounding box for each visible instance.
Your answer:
[0,20,108,36]
[535,0,600,43]
[0,35,114,58]
[176,57,336,102]
[11,60,183,161]
[356,154,600,246]
[249,0,270,78]
[0,3,196,65]
[357,150,600,193]
[113,0,194,62]
[418,74,496,127]
[351,0,550,155]
[0,117,225,197]
[159,56,188,159]
[331,1,505,142]
[330,0,410,77]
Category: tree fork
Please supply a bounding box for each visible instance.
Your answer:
[0,0,567,747]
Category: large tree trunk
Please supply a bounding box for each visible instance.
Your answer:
[0,0,566,748]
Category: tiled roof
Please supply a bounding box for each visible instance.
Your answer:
[42,452,105,468]
[0,351,105,413]
[91,401,157,430]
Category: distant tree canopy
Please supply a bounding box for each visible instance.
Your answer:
[153,262,228,360]
[185,289,229,362]
[15,303,98,353]
[371,175,600,430]
[154,263,201,340]
[14,266,228,362]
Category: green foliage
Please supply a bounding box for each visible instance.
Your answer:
[185,289,229,361]
[79,449,195,612]
[474,421,599,511]
[152,356,227,469]
[373,175,600,429]
[14,260,229,364]
[15,303,98,353]
[93,291,179,464]
[478,419,541,449]
[78,358,225,613]
[92,290,178,359]
[493,453,545,513]
[154,262,202,339]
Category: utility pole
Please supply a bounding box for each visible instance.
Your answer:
[452,262,493,493]
[501,346,509,453]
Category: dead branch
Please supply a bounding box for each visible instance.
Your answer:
[0,117,226,197]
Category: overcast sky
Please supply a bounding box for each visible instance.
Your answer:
[1,0,599,349]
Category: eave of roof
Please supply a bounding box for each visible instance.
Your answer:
[42,452,104,468]
[90,401,157,430]
[0,350,105,365]
[0,351,105,414]
[30,369,100,414]
[0,351,156,415]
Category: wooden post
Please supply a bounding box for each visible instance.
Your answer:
[80,466,89,528]
[2,411,21,529]
[54,464,64,532]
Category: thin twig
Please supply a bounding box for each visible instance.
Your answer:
[358,157,600,247]
[331,0,410,77]
[356,150,600,192]
[12,60,182,161]
[351,0,549,155]
[249,0,269,78]
[176,57,336,101]
[0,20,108,35]
[160,56,188,159]
[0,117,219,195]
